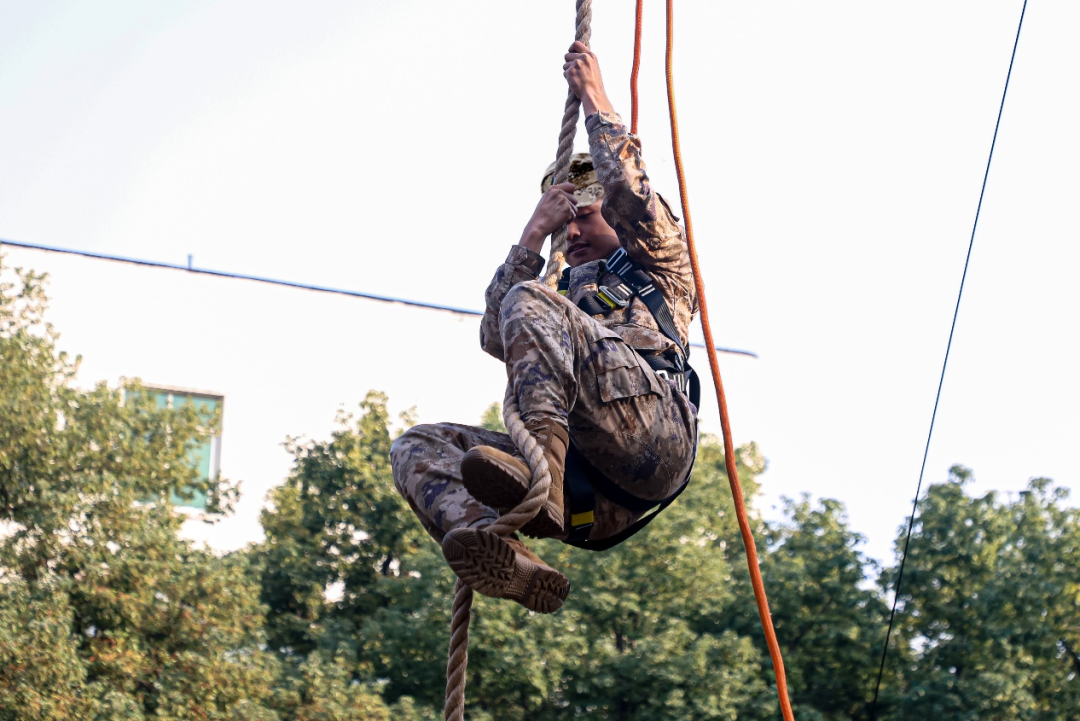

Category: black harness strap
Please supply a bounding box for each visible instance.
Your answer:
[642,351,701,410]
[576,293,609,316]
[562,442,596,544]
[603,247,688,362]
[556,248,700,551]
[598,247,701,407]
[562,440,697,552]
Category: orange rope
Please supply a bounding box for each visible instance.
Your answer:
[663,1,795,718]
[630,0,643,135]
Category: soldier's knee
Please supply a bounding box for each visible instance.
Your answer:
[390,424,438,491]
[390,423,455,467]
[391,424,430,461]
[389,430,409,468]
[389,435,409,495]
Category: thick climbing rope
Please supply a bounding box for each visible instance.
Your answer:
[442,4,592,718]
[660,1,795,718]
[868,2,1028,718]
[541,3,594,289]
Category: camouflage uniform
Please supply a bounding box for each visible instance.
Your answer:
[392,110,698,544]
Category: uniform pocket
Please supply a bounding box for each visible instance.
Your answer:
[593,338,664,403]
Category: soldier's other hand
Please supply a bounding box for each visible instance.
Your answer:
[563,41,614,116]
[519,183,577,253]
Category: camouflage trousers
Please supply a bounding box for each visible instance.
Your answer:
[390,281,697,544]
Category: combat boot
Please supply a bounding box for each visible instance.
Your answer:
[441,527,570,613]
[460,418,569,538]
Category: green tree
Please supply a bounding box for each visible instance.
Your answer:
[255,391,439,716]
[539,435,773,721]
[886,467,1080,721]
[267,652,395,721]
[257,392,427,656]
[0,580,93,720]
[0,261,277,719]
[267,391,1080,721]
[255,397,784,720]
[479,402,507,433]
[751,497,890,721]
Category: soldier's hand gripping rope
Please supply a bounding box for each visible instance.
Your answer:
[519,182,579,256]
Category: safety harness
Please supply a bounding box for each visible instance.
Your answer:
[556,246,700,551]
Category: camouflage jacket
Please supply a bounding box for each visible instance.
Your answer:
[481,110,697,362]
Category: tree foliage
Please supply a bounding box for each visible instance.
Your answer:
[0,261,282,719]
[256,392,428,655]
[750,497,891,720]
[888,467,1080,721]
[255,399,804,720]
[253,393,1078,720]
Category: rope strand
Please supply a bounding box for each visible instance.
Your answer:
[443,3,592,718]
[663,1,795,718]
[442,580,472,721]
[543,0,594,288]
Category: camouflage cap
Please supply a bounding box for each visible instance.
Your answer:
[540,153,604,207]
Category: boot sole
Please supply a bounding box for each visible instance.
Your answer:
[441,528,569,614]
[461,449,564,539]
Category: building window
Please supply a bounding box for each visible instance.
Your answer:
[134,385,224,511]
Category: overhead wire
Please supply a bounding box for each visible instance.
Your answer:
[0,237,758,358]
[868,1,1029,717]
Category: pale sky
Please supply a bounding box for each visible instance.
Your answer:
[2,0,1077,566]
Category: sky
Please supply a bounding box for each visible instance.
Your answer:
[1,0,1077,566]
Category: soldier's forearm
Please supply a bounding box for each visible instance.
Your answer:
[580,88,615,118]
[480,248,546,361]
[518,224,547,255]
[587,112,651,211]
[587,112,686,264]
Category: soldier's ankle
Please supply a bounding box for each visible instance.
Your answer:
[466,517,496,532]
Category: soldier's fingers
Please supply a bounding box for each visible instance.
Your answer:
[551,192,573,210]
[568,41,588,54]
[557,190,578,206]
[545,184,575,202]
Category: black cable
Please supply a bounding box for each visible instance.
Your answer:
[869,1,1028,717]
[0,237,758,358]
[0,238,487,315]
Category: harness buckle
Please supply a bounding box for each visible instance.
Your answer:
[570,510,595,529]
[604,247,633,276]
[596,284,632,310]
[654,367,688,393]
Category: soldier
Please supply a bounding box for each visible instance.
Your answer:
[390,41,698,614]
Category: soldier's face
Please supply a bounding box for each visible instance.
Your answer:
[566,201,621,267]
